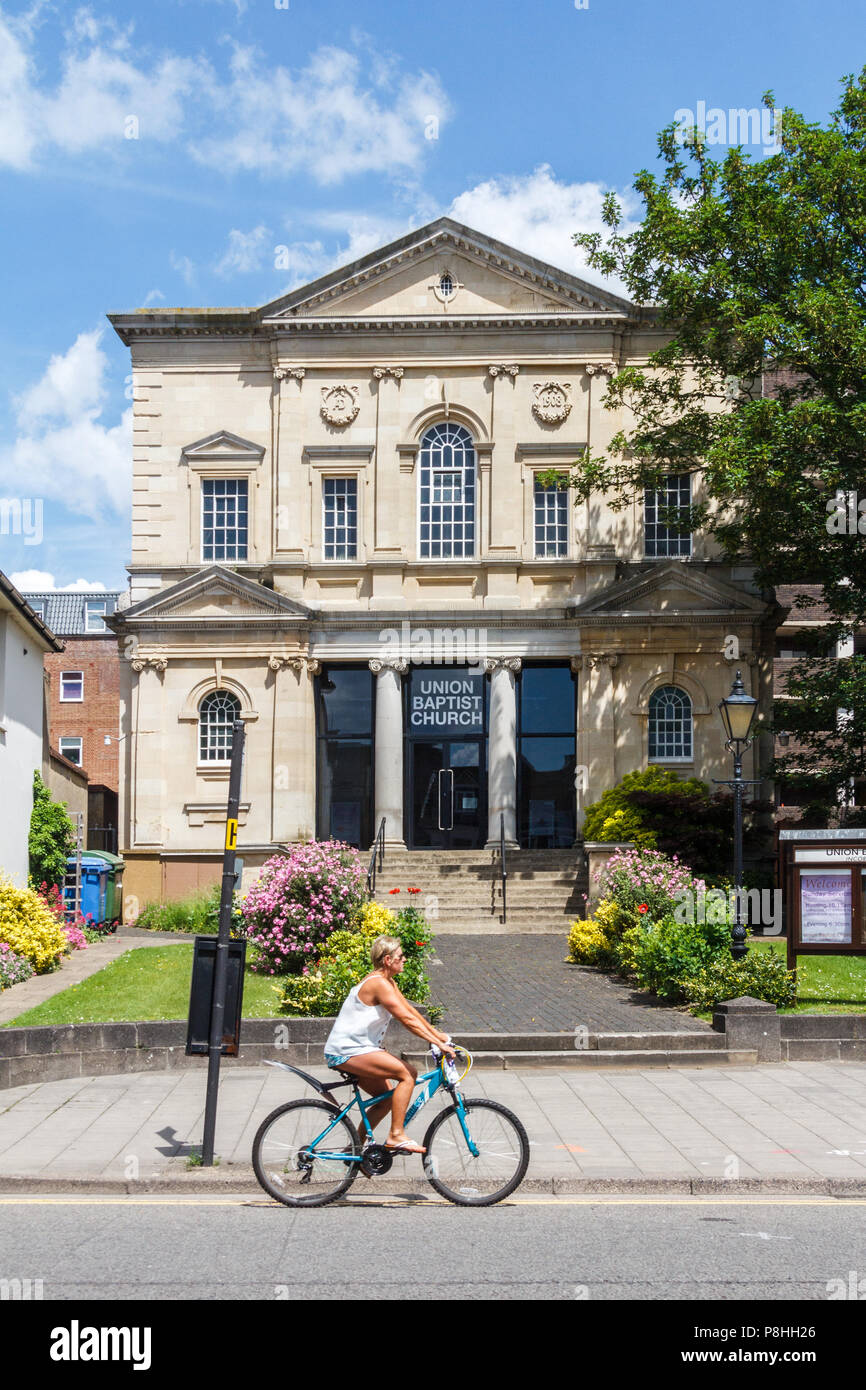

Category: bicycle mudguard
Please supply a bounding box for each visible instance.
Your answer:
[261,1059,330,1095]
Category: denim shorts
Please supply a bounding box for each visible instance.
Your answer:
[325,1052,351,1069]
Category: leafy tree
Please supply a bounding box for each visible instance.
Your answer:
[549,70,866,795]
[28,771,75,890]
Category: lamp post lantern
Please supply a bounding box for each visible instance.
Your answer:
[717,670,759,959]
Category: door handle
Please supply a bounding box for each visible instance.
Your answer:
[437,768,454,831]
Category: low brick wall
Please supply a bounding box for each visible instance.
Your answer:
[780,1015,866,1061]
[713,997,866,1063]
[0,1015,427,1091]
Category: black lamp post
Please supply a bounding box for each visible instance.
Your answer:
[717,670,759,959]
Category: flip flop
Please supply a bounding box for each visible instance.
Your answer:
[384,1138,426,1155]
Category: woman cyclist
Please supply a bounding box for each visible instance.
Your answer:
[324,934,456,1155]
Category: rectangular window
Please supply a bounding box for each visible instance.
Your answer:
[84,599,108,632]
[644,474,692,557]
[29,599,46,620]
[60,671,84,701]
[59,737,83,766]
[534,477,568,557]
[202,479,248,561]
[322,478,358,560]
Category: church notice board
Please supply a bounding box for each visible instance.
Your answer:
[779,830,866,969]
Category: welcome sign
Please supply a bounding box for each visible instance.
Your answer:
[409,668,485,731]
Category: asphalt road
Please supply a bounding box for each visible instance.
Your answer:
[3,1193,866,1302]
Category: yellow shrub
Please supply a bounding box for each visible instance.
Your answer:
[357,901,397,938]
[568,917,611,966]
[0,877,68,972]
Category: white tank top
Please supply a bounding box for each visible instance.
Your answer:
[324,978,392,1058]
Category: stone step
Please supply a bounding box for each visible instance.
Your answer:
[403,1048,758,1069]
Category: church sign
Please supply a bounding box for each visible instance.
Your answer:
[780,831,866,967]
[408,668,485,733]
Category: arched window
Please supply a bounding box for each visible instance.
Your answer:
[418,422,476,558]
[648,685,693,760]
[199,690,241,762]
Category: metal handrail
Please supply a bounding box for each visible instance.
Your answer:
[499,812,507,925]
[367,817,386,895]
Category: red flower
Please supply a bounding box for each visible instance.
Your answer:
[388,888,400,895]
[408,886,420,894]
[637,903,648,914]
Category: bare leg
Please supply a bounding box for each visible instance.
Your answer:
[341,1052,420,1146]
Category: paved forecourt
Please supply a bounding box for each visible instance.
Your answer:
[4,1061,866,1190]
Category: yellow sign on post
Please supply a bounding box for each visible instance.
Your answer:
[225,818,238,851]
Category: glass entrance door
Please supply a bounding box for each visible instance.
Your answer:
[411,740,485,848]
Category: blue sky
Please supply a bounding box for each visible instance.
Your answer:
[0,0,859,592]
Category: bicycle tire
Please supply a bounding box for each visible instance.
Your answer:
[421,1098,529,1206]
[252,1099,359,1208]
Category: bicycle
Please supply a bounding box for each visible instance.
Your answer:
[252,1042,529,1208]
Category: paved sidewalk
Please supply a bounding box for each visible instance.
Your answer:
[4,1060,866,1190]
[0,929,195,1027]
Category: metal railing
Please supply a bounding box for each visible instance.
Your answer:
[499,812,508,925]
[367,817,387,895]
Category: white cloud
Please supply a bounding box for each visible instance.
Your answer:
[448,166,640,292]
[142,288,165,306]
[215,225,271,277]
[169,250,196,286]
[10,570,106,591]
[0,330,131,522]
[0,10,207,169]
[0,16,450,187]
[190,44,451,184]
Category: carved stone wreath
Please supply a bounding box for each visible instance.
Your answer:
[320,384,359,427]
[532,381,572,425]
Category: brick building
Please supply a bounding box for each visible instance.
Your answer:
[22,590,127,851]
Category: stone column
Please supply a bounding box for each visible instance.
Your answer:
[270,655,318,843]
[485,657,521,848]
[130,657,168,846]
[576,653,619,830]
[369,658,408,848]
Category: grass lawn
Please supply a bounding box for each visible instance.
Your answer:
[1,945,286,1027]
[751,936,866,1013]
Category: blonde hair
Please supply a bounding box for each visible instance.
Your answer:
[370,934,401,969]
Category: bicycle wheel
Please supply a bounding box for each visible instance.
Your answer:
[421,1098,529,1206]
[252,1099,359,1207]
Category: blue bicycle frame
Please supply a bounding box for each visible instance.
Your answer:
[306,1061,480,1164]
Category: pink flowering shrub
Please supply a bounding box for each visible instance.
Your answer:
[63,923,88,951]
[238,841,367,974]
[594,846,705,925]
[0,941,34,989]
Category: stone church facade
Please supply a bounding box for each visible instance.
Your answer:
[107,217,775,909]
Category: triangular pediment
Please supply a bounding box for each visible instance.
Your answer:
[571,563,768,622]
[119,566,315,625]
[259,218,635,321]
[181,431,265,464]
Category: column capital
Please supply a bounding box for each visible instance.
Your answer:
[488,363,520,379]
[372,365,404,380]
[484,656,522,674]
[269,654,319,674]
[131,656,168,673]
[274,366,306,381]
[586,652,619,670]
[369,657,409,675]
[570,655,585,674]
